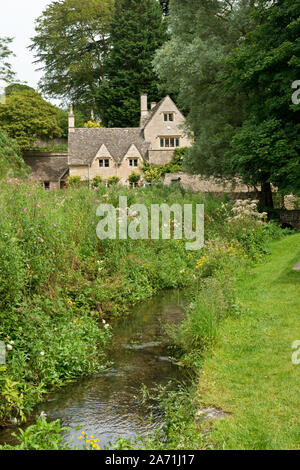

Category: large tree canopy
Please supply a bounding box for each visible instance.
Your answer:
[97,0,167,127]
[0,89,62,149]
[30,0,114,111]
[153,0,256,178]
[154,0,300,205]
[0,37,15,84]
[225,0,300,199]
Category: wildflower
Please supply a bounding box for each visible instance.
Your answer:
[40,351,45,356]
[6,344,13,351]
[104,324,110,330]
[78,436,83,440]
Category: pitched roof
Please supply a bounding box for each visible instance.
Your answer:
[23,154,69,182]
[68,128,150,166]
[141,98,164,129]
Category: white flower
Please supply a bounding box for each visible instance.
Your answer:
[104,324,110,330]
[6,344,13,351]
[40,411,47,419]
[102,319,106,324]
[40,351,45,356]
[9,341,14,345]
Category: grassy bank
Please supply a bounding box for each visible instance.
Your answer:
[196,233,300,450]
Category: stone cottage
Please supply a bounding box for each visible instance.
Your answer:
[23,151,69,190]
[68,94,192,185]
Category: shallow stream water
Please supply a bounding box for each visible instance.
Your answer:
[0,290,187,449]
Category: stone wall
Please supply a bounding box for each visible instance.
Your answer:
[164,172,258,194]
[148,150,175,165]
[277,210,300,230]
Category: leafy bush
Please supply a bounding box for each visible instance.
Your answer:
[128,171,141,184]
[107,176,120,186]
[67,175,82,187]
[0,417,70,450]
[92,175,103,188]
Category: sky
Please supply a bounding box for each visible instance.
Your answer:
[0,0,54,98]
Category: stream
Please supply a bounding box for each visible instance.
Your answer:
[0,290,187,449]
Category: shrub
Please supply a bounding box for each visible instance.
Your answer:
[67,175,81,187]
[107,176,120,186]
[128,171,141,185]
[92,175,103,188]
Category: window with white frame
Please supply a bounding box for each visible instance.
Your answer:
[160,137,180,148]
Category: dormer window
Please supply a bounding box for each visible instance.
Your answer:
[164,113,174,122]
[129,159,138,167]
[99,159,110,168]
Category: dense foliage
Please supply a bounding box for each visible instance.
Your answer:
[154,0,256,178]
[0,89,62,149]
[225,0,300,197]
[0,37,15,83]
[0,131,28,179]
[30,0,114,111]
[96,0,167,127]
[155,0,300,204]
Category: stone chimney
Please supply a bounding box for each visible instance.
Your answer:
[68,105,75,133]
[140,94,149,127]
[151,102,157,110]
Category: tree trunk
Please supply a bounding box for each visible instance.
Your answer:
[260,181,274,209]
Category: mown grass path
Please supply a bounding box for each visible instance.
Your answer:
[198,233,300,450]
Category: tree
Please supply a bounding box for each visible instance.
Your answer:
[0,130,28,179]
[0,37,15,84]
[153,0,257,178]
[225,0,300,202]
[5,83,35,96]
[97,0,167,127]
[30,0,114,111]
[0,90,62,149]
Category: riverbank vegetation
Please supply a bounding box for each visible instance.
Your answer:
[0,177,241,428]
[0,173,289,449]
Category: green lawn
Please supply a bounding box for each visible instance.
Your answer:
[198,233,300,450]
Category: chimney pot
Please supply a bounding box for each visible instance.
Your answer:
[68,104,75,133]
[140,94,149,127]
